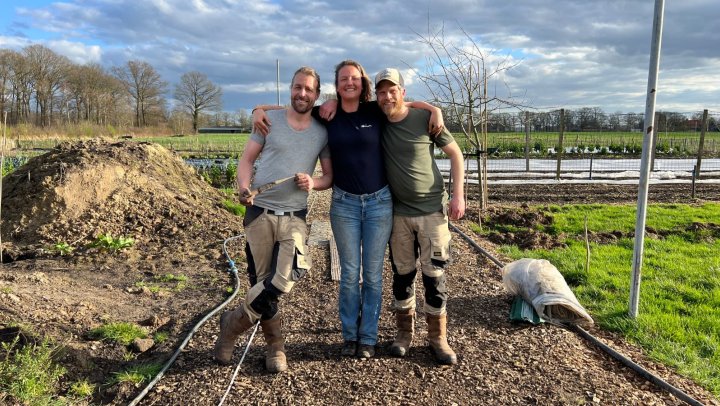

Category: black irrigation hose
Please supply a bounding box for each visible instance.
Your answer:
[449,221,705,406]
[568,324,704,406]
[448,223,504,268]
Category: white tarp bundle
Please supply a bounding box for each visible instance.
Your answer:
[502,258,594,325]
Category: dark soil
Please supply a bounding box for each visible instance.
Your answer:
[1,140,718,405]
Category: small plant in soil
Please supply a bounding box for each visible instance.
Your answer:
[222,199,246,216]
[68,379,95,399]
[89,233,135,251]
[50,242,74,256]
[110,363,162,386]
[153,331,169,344]
[89,322,147,346]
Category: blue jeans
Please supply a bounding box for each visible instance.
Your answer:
[330,185,393,346]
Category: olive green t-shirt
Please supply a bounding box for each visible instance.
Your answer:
[382,108,455,216]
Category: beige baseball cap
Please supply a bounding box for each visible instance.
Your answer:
[374,68,404,88]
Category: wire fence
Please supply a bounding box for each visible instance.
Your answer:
[453,109,720,180]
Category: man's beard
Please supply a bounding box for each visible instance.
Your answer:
[291,96,313,114]
[382,101,404,119]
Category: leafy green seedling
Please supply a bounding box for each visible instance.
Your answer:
[50,242,74,256]
[89,233,135,251]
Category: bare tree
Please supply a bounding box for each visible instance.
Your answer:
[23,44,70,126]
[7,51,33,125]
[412,21,526,214]
[112,60,167,127]
[174,71,222,133]
[0,50,13,120]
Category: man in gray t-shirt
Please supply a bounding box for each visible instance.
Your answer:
[214,67,332,374]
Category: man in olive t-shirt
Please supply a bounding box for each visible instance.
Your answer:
[375,68,465,365]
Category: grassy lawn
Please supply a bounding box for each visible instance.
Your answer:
[476,203,720,396]
[133,133,249,155]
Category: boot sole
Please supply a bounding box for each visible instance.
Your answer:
[389,345,409,357]
[429,346,457,365]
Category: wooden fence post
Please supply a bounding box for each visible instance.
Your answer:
[556,109,565,180]
[694,109,708,179]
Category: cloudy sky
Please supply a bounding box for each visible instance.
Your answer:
[1,0,718,115]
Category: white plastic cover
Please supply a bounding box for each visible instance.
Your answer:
[502,258,594,325]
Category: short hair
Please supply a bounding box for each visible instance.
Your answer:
[334,59,373,103]
[291,66,321,94]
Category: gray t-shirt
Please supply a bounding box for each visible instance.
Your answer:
[250,109,329,211]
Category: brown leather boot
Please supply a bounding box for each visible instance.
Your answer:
[426,313,457,365]
[213,307,254,365]
[260,317,287,373]
[390,309,415,357]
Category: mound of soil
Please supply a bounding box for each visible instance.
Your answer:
[0,140,717,405]
[1,139,237,253]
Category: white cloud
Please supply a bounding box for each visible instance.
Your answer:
[1,0,718,114]
[47,40,102,64]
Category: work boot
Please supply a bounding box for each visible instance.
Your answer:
[426,313,457,365]
[390,309,415,357]
[213,307,254,365]
[260,317,287,373]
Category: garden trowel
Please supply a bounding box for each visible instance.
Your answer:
[243,175,295,198]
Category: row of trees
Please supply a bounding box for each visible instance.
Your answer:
[1,43,714,136]
[472,108,715,133]
[0,45,223,132]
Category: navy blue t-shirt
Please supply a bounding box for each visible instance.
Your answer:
[313,102,387,195]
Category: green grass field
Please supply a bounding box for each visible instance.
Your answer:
[476,203,720,396]
[8,129,719,157]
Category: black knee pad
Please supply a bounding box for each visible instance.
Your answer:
[422,273,448,310]
[392,268,417,301]
[249,281,284,320]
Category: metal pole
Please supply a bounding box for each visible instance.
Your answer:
[630,0,665,318]
[691,165,697,199]
[276,59,280,106]
[556,109,565,180]
[525,111,530,172]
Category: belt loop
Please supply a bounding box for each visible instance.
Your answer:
[263,208,270,215]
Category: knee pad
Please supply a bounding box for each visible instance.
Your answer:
[249,280,284,320]
[422,273,447,310]
[392,268,417,301]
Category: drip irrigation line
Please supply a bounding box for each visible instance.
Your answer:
[449,221,705,406]
[127,234,245,406]
[568,324,704,406]
[448,222,504,268]
[217,321,260,406]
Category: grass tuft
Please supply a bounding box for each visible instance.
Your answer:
[0,337,67,405]
[89,322,147,346]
